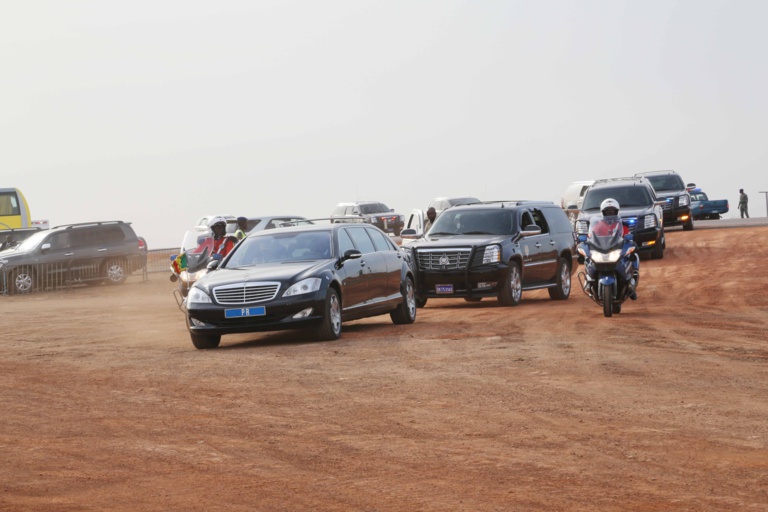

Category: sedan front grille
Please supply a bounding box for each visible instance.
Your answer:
[416,249,472,270]
[213,282,280,305]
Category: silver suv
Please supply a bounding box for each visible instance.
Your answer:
[0,221,147,294]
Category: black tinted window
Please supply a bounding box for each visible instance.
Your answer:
[338,229,356,254]
[541,207,574,233]
[646,174,684,191]
[366,228,394,251]
[530,209,550,234]
[346,227,376,253]
[583,186,652,210]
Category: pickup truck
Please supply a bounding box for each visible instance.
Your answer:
[689,189,729,220]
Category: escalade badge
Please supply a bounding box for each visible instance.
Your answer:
[439,255,449,266]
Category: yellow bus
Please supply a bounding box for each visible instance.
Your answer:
[0,187,32,230]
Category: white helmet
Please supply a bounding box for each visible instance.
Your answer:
[207,216,227,229]
[600,198,620,216]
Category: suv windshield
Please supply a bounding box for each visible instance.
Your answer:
[583,186,652,210]
[430,209,515,235]
[646,174,684,192]
[359,203,389,214]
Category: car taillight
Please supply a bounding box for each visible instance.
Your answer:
[138,239,147,251]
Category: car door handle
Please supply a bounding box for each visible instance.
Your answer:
[535,243,542,248]
[65,252,74,257]
[550,241,556,245]
[98,248,107,252]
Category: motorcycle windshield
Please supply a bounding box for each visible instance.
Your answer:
[588,214,623,252]
[186,236,214,272]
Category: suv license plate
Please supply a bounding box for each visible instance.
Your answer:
[225,307,266,318]
[435,284,454,294]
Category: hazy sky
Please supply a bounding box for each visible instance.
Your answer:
[2,0,766,248]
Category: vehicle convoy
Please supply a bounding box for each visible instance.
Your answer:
[576,177,665,259]
[402,201,577,307]
[689,188,729,220]
[0,221,147,294]
[634,170,693,230]
[330,201,405,237]
[179,214,308,254]
[181,222,416,349]
[577,202,639,318]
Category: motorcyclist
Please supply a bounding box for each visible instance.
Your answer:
[208,216,237,260]
[591,198,638,300]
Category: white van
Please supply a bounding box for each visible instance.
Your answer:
[560,180,595,211]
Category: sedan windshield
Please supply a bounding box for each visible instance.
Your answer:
[226,231,333,267]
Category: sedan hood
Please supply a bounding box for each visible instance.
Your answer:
[198,260,327,289]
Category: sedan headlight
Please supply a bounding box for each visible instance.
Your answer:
[678,194,690,207]
[482,245,501,264]
[284,277,322,297]
[643,214,657,229]
[576,220,589,235]
[591,249,622,263]
[187,287,212,304]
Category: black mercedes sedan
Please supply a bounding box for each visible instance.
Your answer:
[183,222,417,349]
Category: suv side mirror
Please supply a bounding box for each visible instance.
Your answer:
[400,228,417,237]
[520,226,542,237]
[41,243,51,252]
[577,234,588,243]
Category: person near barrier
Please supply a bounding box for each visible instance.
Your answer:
[738,188,749,218]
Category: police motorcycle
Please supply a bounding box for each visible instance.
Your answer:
[170,217,237,304]
[576,199,639,317]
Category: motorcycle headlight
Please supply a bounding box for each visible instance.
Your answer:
[284,277,321,297]
[187,287,212,304]
[181,269,208,283]
[678,194,689,207]
[482,245,501,264]
[644,214,657,229]
[591,249,622,263]
[576,220,589,235]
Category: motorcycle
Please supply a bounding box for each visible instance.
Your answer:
[576,213,639,317]
[170,234,217,302]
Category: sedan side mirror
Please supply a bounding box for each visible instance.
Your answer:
[207,260,220,270]
[342,249,362,261]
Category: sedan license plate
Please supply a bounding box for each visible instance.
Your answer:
[225,307,266,319]
[435,284,454,294]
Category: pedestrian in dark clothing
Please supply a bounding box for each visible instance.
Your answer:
[738,189,749,218]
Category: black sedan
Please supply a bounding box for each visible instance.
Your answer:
[183,223,417,349]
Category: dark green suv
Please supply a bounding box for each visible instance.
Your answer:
[0,221,147,294]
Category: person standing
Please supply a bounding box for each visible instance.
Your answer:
[424,207,437,233]
[738,189,749,218]
[234,216,248,241]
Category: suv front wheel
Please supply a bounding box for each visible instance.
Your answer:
[651,229,665,259]
[498,261,522,306]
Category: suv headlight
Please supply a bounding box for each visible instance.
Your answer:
[284,277,321,297]
[576,220,589,235]
[644,214,657,229]
[482,245,501,264]
[678,194,690,207]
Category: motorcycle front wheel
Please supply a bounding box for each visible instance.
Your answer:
[601,283,613,318]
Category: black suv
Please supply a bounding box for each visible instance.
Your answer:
[576,177,665,259]
[634,170,693,230]
[330,201,405,237]
[404,201,578,307]
[0,221,147,294]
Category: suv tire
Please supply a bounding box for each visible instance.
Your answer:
[11,267,35,294]
[683,217,694,231]
[651,229,665,259]
[548,258,572,300]
[498,261,522,306]
[104,259,128,285]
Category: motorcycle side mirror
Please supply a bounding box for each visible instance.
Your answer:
[577,234,588,243]
[170,254,178,261]
[624,233,634,242]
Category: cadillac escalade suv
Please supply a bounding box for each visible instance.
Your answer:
[403,201,578,307]
[576,177,665,259]
[634,170,693,230]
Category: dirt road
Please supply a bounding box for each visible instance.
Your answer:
[2,227,767,511]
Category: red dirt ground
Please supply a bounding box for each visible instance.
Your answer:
[2,226,767,511]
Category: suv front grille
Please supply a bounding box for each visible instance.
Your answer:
[213,282,280,305]
[416,249,472,270]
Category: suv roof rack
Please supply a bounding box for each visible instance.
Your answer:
[634,170,676,176]
[592,177,645,186]
[52,220,129,230]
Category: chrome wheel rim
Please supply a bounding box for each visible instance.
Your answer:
[510,266,522,302]
[106,264,124,282]
[15,272,33,292]
[561,263,571,295]
[329,293,341,335]
[406,280,416,319]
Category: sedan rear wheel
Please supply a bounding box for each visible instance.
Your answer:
[391,277,416,324]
